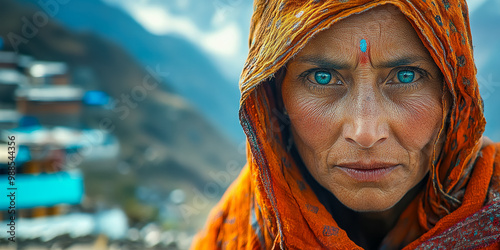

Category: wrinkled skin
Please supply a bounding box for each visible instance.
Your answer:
[281,5,446,247]
[282,4,445,212]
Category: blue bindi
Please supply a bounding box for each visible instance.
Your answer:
[360,39,368,53]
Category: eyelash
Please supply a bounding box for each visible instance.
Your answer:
[298,68,342,91]
[298,66,430,91]
[387,66,429,91]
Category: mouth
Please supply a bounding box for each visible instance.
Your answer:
[335,162,400,182]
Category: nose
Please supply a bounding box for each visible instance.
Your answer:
[342,90,389,149]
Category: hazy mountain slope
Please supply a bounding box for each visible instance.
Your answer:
[0,0,245,222]
[17,0,245,142]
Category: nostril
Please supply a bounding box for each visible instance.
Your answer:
[345,134,387,149]
[345,138,356,145]
[342,114,389,149]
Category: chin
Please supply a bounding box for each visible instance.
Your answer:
[346,201,396,212]
[333,188,403,212]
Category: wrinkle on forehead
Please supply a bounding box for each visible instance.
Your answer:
[293,5,430,72]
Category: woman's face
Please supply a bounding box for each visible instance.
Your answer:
[281,5,445,212]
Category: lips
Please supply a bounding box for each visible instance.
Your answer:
[335,162,399,182]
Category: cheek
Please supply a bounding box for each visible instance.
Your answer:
[392,93,443,150]
[285,93,340,151]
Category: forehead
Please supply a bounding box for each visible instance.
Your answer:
[296,4,430,63]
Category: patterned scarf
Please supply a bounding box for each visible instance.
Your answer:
[192,0,500,248]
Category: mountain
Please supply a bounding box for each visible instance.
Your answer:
[470,0,500,141]
[0,0,245,228]
[16,0,248,143]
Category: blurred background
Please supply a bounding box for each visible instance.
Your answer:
[0,0,498,249]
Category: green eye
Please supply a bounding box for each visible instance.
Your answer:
[314,71,332,85]
[397,70,415,83]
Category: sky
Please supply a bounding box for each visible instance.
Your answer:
[103,0,252,84]
[467,0,488,13]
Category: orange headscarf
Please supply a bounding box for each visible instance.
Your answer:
[192,0,500,249]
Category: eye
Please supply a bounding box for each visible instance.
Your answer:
[397,70,416,83]
[387,67,428,85]
[302,70,343,86]
[314,71,332,85]
[299,69,344,87]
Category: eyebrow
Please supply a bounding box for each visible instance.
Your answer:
[295,55,352,70]
[374,56,433,68]
[294,54,433,69]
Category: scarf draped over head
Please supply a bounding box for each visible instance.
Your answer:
[192,0,500,249]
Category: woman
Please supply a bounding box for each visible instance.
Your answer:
[192,0,500,249]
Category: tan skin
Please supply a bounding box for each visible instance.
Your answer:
[280,5,446,249]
